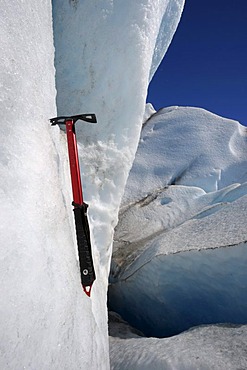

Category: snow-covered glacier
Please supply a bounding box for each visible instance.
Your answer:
[109,106,247,368]
[1,0,185,369]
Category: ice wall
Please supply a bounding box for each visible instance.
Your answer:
[0,1,109,369]
[53,0,185,289]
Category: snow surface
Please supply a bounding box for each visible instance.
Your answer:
[109,318,247,370]
[109,107,247,366]
[1,0,185,369]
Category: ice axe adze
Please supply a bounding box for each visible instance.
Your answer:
[50,114,96,297]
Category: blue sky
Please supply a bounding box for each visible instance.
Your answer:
[147,0,247,126]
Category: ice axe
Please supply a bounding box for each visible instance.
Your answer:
[50,114,96,297]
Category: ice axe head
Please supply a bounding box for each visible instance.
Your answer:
[50,114,97,126]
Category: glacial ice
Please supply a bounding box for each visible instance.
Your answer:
[109,106,247,366]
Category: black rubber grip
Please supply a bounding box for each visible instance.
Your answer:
[73,203,96,287]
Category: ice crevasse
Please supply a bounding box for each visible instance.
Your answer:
[109,106,247,339]
[0,0,185,369]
